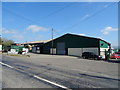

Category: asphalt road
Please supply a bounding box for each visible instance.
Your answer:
[2,66,54,88]
[1,53,120,89]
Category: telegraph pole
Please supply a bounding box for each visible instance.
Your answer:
[51,28,53,54]
[0,35,1,44]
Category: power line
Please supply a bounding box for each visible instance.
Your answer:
[2,2,77,29]
[38,2,77,20]
[3,6,48,28]
[64,2,117,31]
[3,7,62,44]
[3,6,62,36]
[53,29,61,35]
[3,2,116,38]
[3,3,75,35]
[3,2,80,37]
[2,2,89,37]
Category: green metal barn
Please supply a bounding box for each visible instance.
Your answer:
[43,33,111,58]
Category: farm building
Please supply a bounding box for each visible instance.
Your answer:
[22,33,111,58]
[0,45,2,52]
[43,33,111,58]
[23,40,50,53]
[7,44,28,54]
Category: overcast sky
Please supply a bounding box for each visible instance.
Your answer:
[1,2,118,48]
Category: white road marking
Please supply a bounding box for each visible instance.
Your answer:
[0,62,14,69]
[0,62,70,89]
[34,75,70,89]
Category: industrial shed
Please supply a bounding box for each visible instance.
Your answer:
[43,33,111,58]
[23,40,50,53]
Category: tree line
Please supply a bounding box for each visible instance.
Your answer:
[0,37,14,46]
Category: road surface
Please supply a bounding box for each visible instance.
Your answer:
[1,53,120,89]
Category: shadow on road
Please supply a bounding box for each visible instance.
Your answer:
[79,73,120,81]
[77,57,120,63]
[100,59,120,63]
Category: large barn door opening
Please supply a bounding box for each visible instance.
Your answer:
[57,42,66,55]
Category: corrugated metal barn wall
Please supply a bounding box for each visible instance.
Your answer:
[43,34,100,56]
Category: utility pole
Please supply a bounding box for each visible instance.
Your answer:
[0,35,1,44]
[51,28,53,54]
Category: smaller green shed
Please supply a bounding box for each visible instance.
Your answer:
[11,45,24,52]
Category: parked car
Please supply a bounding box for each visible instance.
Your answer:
[82,52,102,60]
[110,52,120,59]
